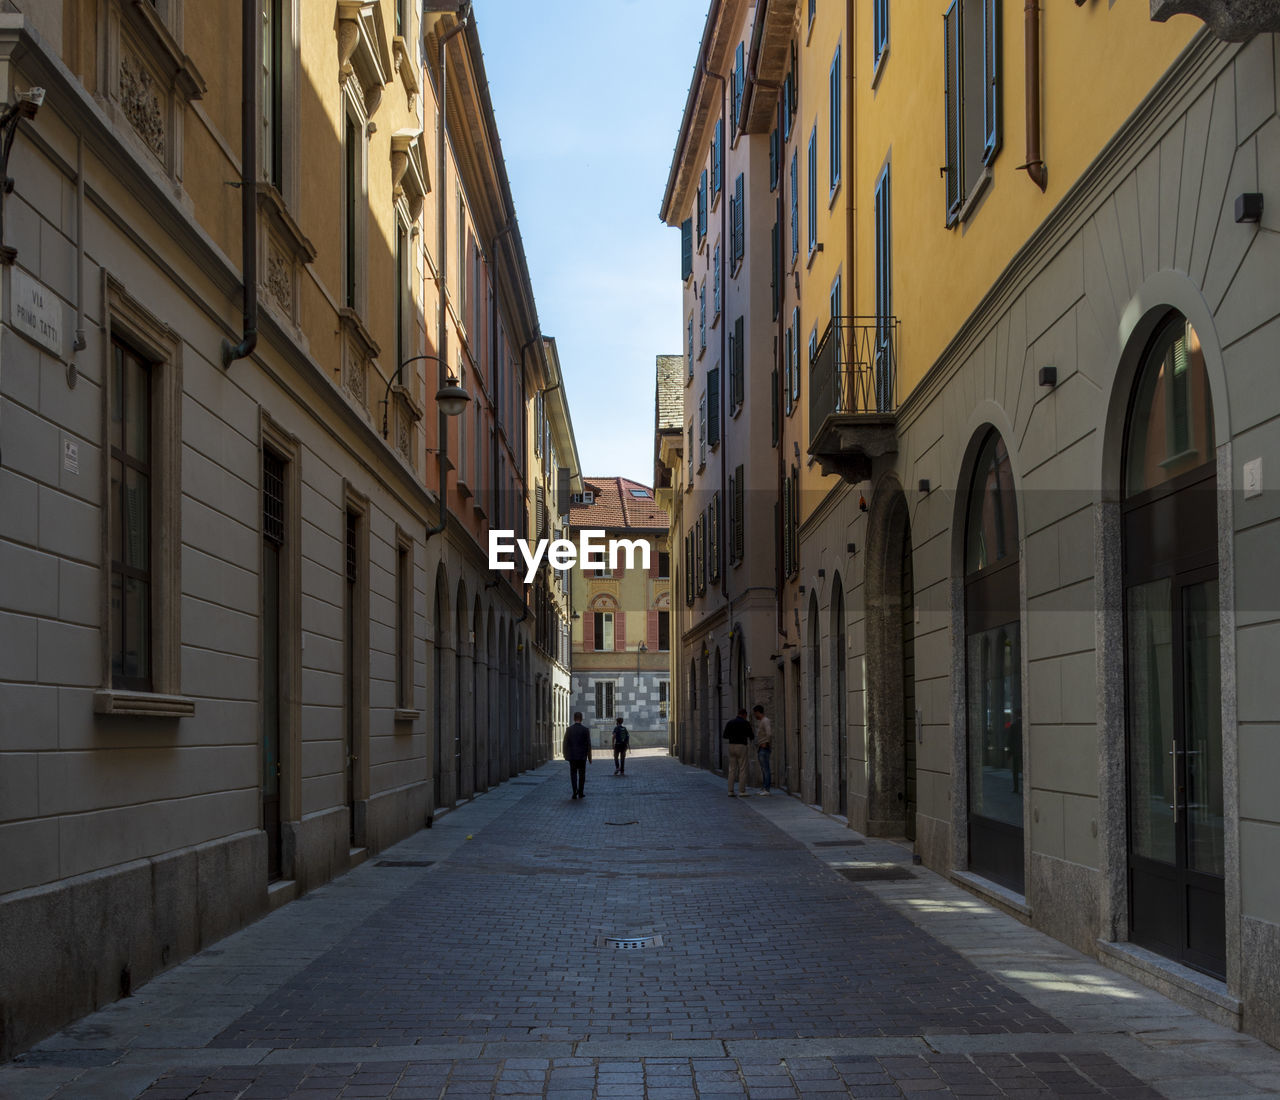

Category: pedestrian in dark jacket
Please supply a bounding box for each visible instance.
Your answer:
[563,712,592,799]
[612,717,630,775]
[722,708,754,797]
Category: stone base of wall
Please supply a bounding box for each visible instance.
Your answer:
[916,812,951,873]
[0,830,266,1061]
[365,781,430,854]
[1242,916,1280,1048]
[1030,853,1101,958]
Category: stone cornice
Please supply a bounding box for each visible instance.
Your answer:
[1151,0,1280,40]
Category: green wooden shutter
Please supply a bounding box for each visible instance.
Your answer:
[790,151,799,262]
[712,119,723,197]
[982,0,1002,165]
[733,315,744,411]
[697,169,707,241]
[733,173,745,268]
[708,367,720,446]
[943,1,962,220]
[829,47,841,192]
[733,41,745,129]
[681,217,693,279]
[771,368,779,446]
[734,463,745,563]
[781,474,791,577]
[769,125,779,191]
[771,212,780,320]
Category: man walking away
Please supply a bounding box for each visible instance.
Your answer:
[722,708,754,797]
[612,716,630,775]
[563,712,592,799]
[753,704,772,795]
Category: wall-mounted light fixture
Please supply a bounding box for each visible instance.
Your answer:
[817,569,825,579]
[1235,193,1264,223]
[1038,365,1057,387]
[918,479,931,494]
[847,542,857,555]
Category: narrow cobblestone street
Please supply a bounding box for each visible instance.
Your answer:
[4,754,1279,1100]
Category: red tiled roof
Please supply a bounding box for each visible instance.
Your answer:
[569,476,669,532]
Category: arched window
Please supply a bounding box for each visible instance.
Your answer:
[1122,312,1223,976]
[964,430,1024,893]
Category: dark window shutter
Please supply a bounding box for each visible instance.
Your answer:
[807,129,817,251]
[733,173,745,268]
[734,463,745,563]
[712,119,723,197]
[943,1,962,220]
[781,474,791,577]
[874,0,888,65]
[771,216,780,320]
[733,41,745,129]
[709,494,720,580]
[982,0,1002,164]
[769,126,779,191]
[697,170,707,241]
[771,368,779,446]
[830,47,841,191]
[681,217,693,280]
[713,247,721,316]
[732,315,744,410]
[699,282,706,349]
[790,152,799,261]
[708,367,720,446]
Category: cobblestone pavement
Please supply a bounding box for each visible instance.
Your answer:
[4,753,1280,1099]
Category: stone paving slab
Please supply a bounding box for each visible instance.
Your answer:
[2,754,1279,1098]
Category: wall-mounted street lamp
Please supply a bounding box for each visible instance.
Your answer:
[1,87,45,265]
[381,354,469,439]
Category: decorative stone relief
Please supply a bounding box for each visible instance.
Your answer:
[344,341,367,407]
[337,19,361,84]
[266,241,292,312]
[119,51,166,161]
[397,412,411,459]
[1151,0,1280,39]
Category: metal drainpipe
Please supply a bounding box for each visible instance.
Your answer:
[426,4,473,539]
[223,0,258,366]
[1021,0,1048,191]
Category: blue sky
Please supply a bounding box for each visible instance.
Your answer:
[470,0,710,487]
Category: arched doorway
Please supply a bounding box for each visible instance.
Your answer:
[1122,313,1224,977]
[808,591,822,808]
[432,569,449,810]
[473,596,486,795]
[963,430,1024,893]
[689,658,698,767]
[454,582,469,804]
[865,484,917,839]
[831,575,847,817]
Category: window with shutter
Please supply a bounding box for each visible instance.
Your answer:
[697,170,707,243]
[790,151,799,263]
[807,127,818,253]
[876,162,893,411]
[713,247,721,318]
[699,282,706,351]
[696,514,706,594]
[712,119,723,200]
[830,47,841,193]
[944,0,1002,225]
[708,368,721,447]
[698,394,706,468]
[791,307,801,406]
[781,474,791,578]
[732,315,744,412]
[727,470,736,564]
[733,41,745,130]
[771,368,779,446]
[681,217,693,280]
[686,529,694,603]
[770,216,781,321]
[709,494,720,581]
[733,173,745,270]
[734,463,745,564]
[874,0,889,70]
[727,325,736,412]
[784,325,793,416]
[769,125,779,191]
[687,316,694,377]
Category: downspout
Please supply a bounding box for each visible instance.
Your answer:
[223,0,258,366]
[1020,0,1048,191]
[426,3,473,539]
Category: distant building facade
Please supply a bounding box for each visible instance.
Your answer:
[569,478,671,750]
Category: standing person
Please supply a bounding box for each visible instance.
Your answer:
[563,712,592,800]
[753,704,773,796]
[612,716,630,775]
[722,707,754,797]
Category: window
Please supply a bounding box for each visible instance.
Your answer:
[681,217,693,281]
[457,196,468,325]
[769,125,779,192]
[771,199,782,320]
[595,680,615,720]
[731,173,745,271]
[713,247,721,320]
[593,612,615,652]
[732,41,745,131]
[944,0,1002,223]
[789,150,799,263]
[699,281,706,352]
[659,681,669,717]
[807,126,818,254]
[730,315,744,413]
[733,464,745,564]
[698,393,707,468]
[395,535,412,710]
[697,169,707,244]
[874,0,889,71]
[687,423,694,488]
[782,42,797,143]
[782,473,793,578]
[708,367,721,447]
[695,513,707,594]
[875,163,893,411]
[784,324,794,417]
[687,315,694,377]
[809,328,818,383]
[657,551,671,578]
[830,273,842,327]
[790,307,801,409]
[709,492,721,581]
[263,0,285,191]
[629,488,651,498]
[109,338,154,692]
[829,47,841,193]
[685,528,695,604]
[711,119,723,202]
[809,0,816,26]
[771,368,779,446]
[343,110,361,310]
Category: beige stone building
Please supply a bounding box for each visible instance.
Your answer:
[0,0,568,1058]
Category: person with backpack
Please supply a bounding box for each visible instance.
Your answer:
[611,716,630,775]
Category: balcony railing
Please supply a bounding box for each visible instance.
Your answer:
[808,315,900,483]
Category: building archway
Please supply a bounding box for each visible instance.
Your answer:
[808,590,823,808]
[864,480,916,839]
[454,581,470,805]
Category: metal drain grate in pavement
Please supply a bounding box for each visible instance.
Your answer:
[839,864,914,881]
[605,820,639,826]
[599,935,663,949]
[375,860,434,868]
